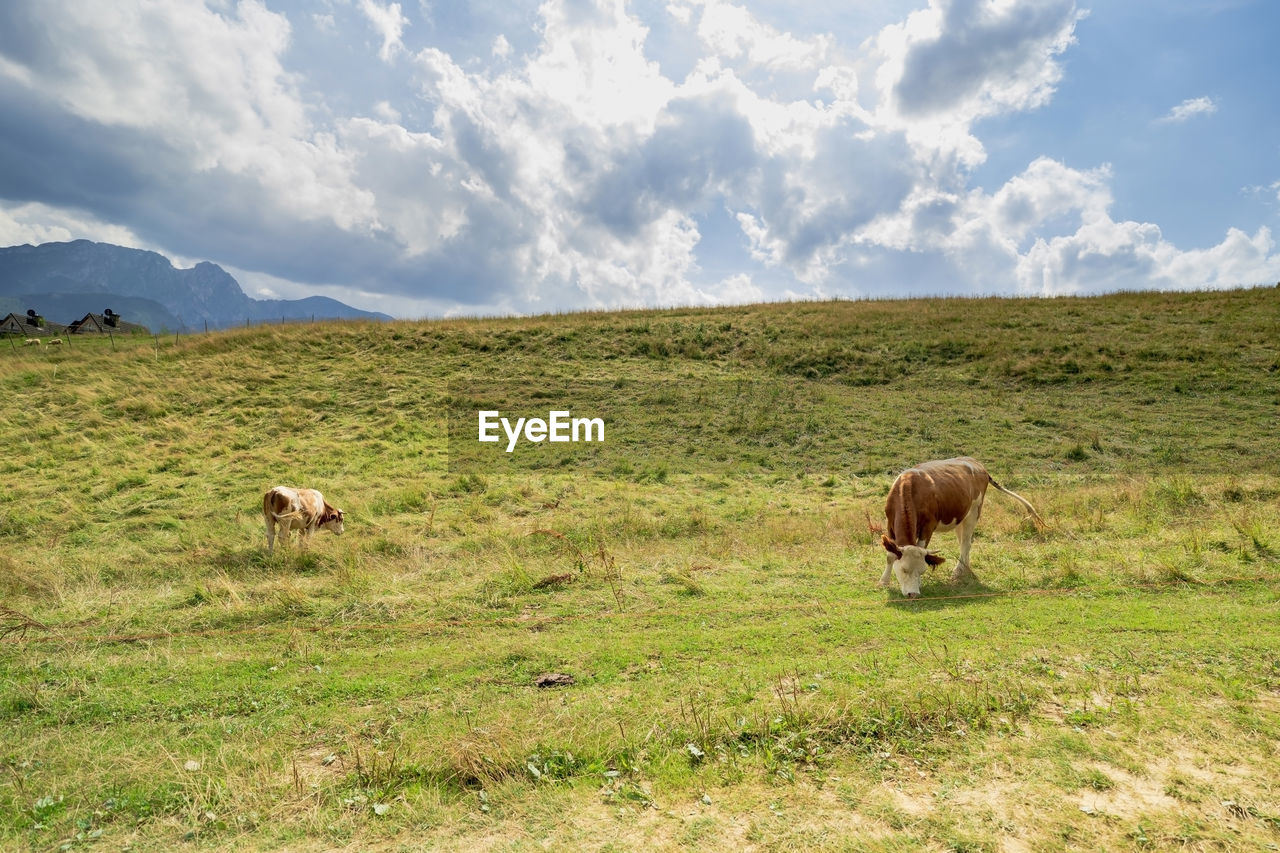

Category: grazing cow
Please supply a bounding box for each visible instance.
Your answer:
[46,338,62,346]
[263,486,344,552]
[881,457,1043,598]
[23,338,40,346]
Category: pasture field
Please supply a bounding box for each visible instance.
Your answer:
[2,288,1279,851]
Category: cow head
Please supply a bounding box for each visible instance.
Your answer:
[881,535,944,598]
[320,505,345,535]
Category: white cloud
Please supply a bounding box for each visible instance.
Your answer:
[0,0,1275,314]
[1158,95,1217,123]
[515,0,676,135]
[693,0,832,71]
[1157,226,1280,288]
[702,272,764,305]
[338,115,467,257]
[1016,222,1280,295]
[866,0,1085,169]
[358,0,409,63]
[988,157,1111,245]
[979,160,1280,294]
[856,152,1280,296]
[0,202,147,249]
[396,0,704,307]
[372,100,401,122]
[0,0,380,237]
[0,52,35,86]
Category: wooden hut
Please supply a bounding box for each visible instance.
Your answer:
[67,309,149,335]
[0,309,67,337]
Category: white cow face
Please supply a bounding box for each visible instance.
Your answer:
[321,508,345,535]
[882,538,945,599]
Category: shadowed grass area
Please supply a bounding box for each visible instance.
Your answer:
[2,287,1279,850]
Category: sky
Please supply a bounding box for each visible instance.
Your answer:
[0,0,1278,318]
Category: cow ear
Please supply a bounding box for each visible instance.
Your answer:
[925,552,946,567]
[881,535,902,558]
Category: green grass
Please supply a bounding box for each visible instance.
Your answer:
[2,288,1279,850]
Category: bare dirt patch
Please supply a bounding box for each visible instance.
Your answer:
[1077,762,1178,818]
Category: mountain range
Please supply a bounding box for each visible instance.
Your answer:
[0,240,392,330]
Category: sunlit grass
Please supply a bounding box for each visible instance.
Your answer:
[2,288,1279,850]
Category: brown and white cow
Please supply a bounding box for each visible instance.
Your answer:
[881,457,1043,598]
[263,486,344,552]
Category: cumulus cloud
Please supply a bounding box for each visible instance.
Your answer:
[358,0,409,62]
[705,272,764,305]
[863,0,1085,170]
[890,0,1082,117]
[689,0,832,71]
[1158,95,1217,123]
[0,0,378,235]
[0,0,1275,316]
[991,160,1280,294]
[0,201,146,248]
[857,150,1280,297]
[1017,222,1280,295]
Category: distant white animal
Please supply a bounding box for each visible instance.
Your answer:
[263,486,345,552]
[46,338,63,346]
[23,338,40,346]
[881,457,1044,598]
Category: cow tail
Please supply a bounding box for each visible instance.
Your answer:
[989,477,1046,528]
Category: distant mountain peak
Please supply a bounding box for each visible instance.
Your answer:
[0,241,392,329]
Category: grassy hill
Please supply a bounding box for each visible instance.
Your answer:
[2,288,1279,850]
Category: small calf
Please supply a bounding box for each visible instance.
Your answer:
[46,338,63,346]
[263,486,344,552]
[23,338,41,346]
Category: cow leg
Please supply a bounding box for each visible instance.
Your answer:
[265,515,276,552]
[951,498,984,583]
[275,521,293,550]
